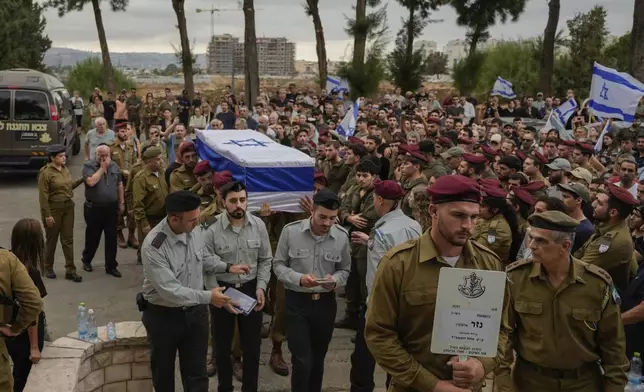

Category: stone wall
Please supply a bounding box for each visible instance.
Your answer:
[24,321,152,392]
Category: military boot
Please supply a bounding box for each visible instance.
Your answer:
[117,230,127,249]
[269,341,289,376]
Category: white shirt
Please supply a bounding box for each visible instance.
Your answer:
[615,181,638,199]
[463,101,476,124]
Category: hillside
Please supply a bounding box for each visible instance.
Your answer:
[44,47,208,69]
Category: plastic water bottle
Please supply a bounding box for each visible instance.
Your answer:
[77,303,88,341]
[632,353,643,377]
[625,376,642,391]
[106,322,117,341]
[87,309,98,342]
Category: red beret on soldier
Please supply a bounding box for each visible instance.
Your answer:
[479,144,499,157]
[575,142,595,155]
[438,136,454,147]
[213,170,234,189]
[462,153,487,165]
[374,179,406,200]
[178,140,195,156]
[481,183,507,199]
[532,151,549,165]
[512,186,536,206]
[193,160,212,177]
[605,182,639,206]
[426,176,481,204]
[479,178,503,189]
[348,136,365,145]
[314,171,328,187]
[405,150,428,164]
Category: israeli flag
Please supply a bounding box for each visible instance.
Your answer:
[588,62,644,124]
[337,98,361,138]
[594,121,612,153]
[326,76,350,95]
[544,111,573,140]
[491,77,516,99]
[553,98,578,125]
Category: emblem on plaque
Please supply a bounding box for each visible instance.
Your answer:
[458,272,486,299]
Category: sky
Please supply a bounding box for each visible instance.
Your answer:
[41,0,635,61]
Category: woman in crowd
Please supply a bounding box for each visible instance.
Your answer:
[598,133,619,167]
[7,219,48,392]
[189,107,208,132]
[141,93,157,135]
[88,95,104,129]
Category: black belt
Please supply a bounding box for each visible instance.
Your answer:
[286,290,334,301]
[517,356,598,379]
[145,302,204,313]
[217,278,257,290]
[85,201,117,208]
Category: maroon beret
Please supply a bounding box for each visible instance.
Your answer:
[463,153,487,164]
[348,136,365,145]
[213,170,234,189]
[318,135,330,144]
[560,140,577,147]
[458,137,474,145]
[398,144,419,155]
[575,142,595,155]
[374,179,406,200]
[427,117,441,125]
[193,160,212,176]
[515,150,527,162]
[438,137,454,147]
[406,150,428,163]
[426,175,481,204]
[314,171,328,187]
[479,178,503,189]
[479,144,499,156]
[512,186,536,206]
[522,181,547,193]
[318,128,329,136]
[392,133,407,144]
[606,182,639,206]
[482,183,507,199]
[178,140,196,156]
[532,151,549,164]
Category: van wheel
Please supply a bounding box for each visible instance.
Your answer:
[72,133,81,156]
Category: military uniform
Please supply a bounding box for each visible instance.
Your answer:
[481,166,498,179]
[472,215,513,264]
[142,101,158,132]
[0,250,43,391]
[197,188,218,228]
[421,160,448,181]
[126,94,142,134]
[324,160,350,194]
[339,167,358,198]
[158,98,177,118]
[110,140,137,246]
[169,164,197,193]
[38,156,83,278]
[401,176,428,217]
[132,166,168,263]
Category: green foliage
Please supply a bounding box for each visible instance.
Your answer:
[451,51,487,95]
[0,1,52,71]
[425,52,448,75]
[45,0,128,15]
[603,32,632,71]
[338,38,388,99]
[388,30,426,92]
[64,58,134,98]
[171,39,198,70]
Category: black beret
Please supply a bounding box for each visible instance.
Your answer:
[47,144,66,156]
[313,188,340,210]
[165,191,201,214]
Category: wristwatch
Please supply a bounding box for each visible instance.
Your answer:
[225,264,231,273]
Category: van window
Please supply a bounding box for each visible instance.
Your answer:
[0,90,9,120]
[14,90,49,121]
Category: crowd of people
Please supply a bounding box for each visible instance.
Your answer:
[6,81,644,392]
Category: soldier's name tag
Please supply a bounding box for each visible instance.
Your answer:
[431,268,507,358]
[598,238,611,254]
[487,229,496,245]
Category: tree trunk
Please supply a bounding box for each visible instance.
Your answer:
[631,0,644,81]
[243,0,260,107]
[91,0,115,94]
[353,0,367,69]
[539,0,560,96]
[306,0,328,89]
[405,6,415,64]
[172,0,194,99]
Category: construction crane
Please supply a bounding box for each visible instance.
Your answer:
[195,5,238,39]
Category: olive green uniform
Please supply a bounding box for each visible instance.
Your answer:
[38,164,83,274]
[496,258,628,392]
[325,160,350,194]
[158,99,177,118]
[364,232,510,392]
[401,176,428,218]
[197,189,219,228]
[340,167,358,198]
[0,250,43,391]
[472,214,513,264]
[110,141,136,234]
[142,102,158,132]
[421,160,448,181]
[132,167,168,263]
[481,167,498,179]
[574,220,637,293]
[169,164,197,193]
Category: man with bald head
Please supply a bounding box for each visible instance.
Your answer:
[81,144,125,277]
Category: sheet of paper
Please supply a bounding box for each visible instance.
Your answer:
[224,287,258,316]
[430,268,507,358]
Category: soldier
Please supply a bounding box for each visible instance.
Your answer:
[496,211,628,392]
[400,150,429,217]
[126,88,143,138]
[38,144,83,282]
[193,161,215,213]
[458,153,488,181]
[336,160,380,330]
[141,125,167,169]
[204,181,273,392]
[572,142,601,178]
[142,93,158,133]
[140,191,250,392]
[339,142,369,200]
[365,175,510,392]
[349,180,422,392]
[273,189,351,392]
[418,140,448,181]
[575,183,639,293]
[200,171,233,228]
[169,141,198,192]
[110,123,137,248]
[158,87,177,118]
[0,249,43,391]
[133,147,169,264]
[324,141,350,194]
[471,184,520,265]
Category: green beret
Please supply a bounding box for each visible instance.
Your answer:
[143,146,162,160]
[528,211,579,233]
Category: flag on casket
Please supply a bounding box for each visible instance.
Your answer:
[195,129,315,213]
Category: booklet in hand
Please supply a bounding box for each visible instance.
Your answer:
[224,287,258,316]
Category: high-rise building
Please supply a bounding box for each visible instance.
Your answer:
[413,40,438,55]
[206,34,296,76]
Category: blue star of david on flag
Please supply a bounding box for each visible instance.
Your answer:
[223,138,271,147]
[600,83,609,100]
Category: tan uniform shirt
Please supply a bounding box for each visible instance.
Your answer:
[325,159,350,194]
[109,141,135,173]
[37,164,83,217]
[472,214,513,264]
[401,176,428,217]
[169,164,197,193]
[132,168,168,228]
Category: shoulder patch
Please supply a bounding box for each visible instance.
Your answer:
[151,232,167,249]
[584,263,613,286]
[505,259,532,273]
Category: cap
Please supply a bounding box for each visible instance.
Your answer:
[440,146,465,160]
[314,171,328,187]
[165,191,201,214]
[537,92,544,96]
[438,136,454,147]
[213,171,234,188]
[528,211,580,233]
[490,134,503,143]
[512,186,536,206]
[479,144,499,156]
[606,182,640,206]
[374,179,406,200]
[482,183,507,199]
[499,156,522,171]
[569,167,593,184]
[47,144,66,156]
[193,160,213,176]
[348,136,365,145]
[142,146,162,160]
[312,188,341,210]
[178,140,196,156]
[405,150,428,164]
[546,158,572,172]
[557,183,591,203]
[462,153,487,165]
[575,142,595,155]
[426,176,481,204]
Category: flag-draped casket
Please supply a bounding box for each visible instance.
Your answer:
[195,129,315,212]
